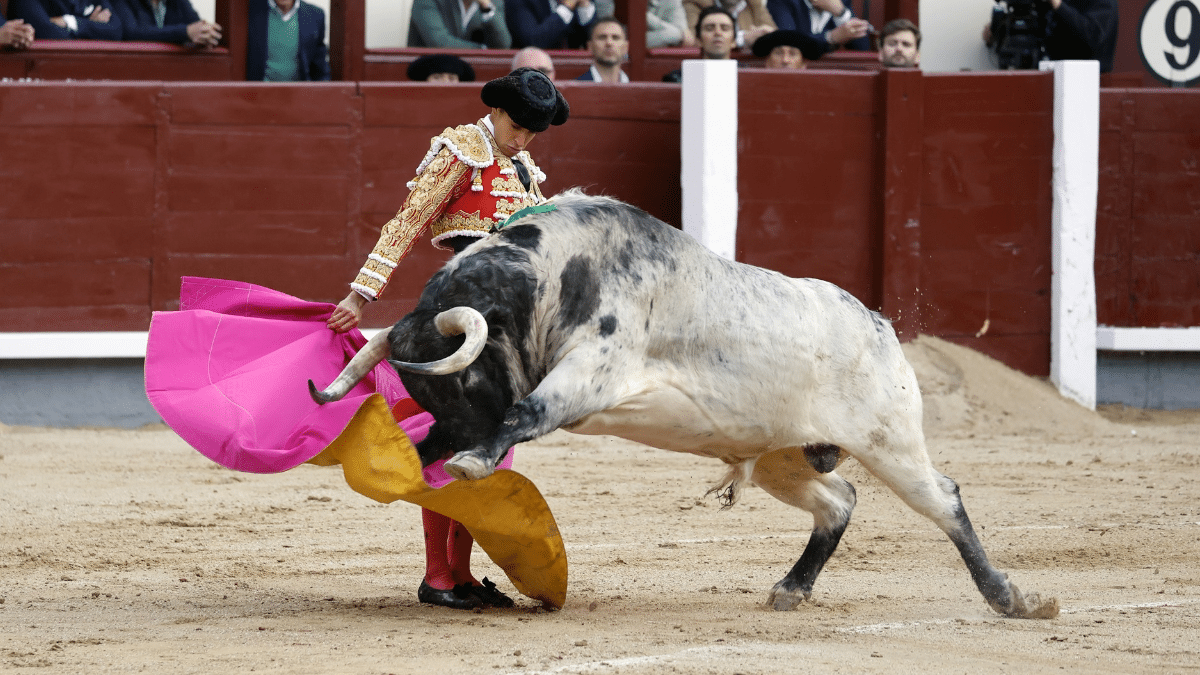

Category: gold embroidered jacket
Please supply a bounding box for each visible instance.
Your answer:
[351,119,547,300]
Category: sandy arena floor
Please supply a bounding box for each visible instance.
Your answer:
[2,336,1198,674]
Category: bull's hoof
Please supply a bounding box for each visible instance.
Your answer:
[445,453,494,481]
[995,582,1060,619]
[766,581,812,611]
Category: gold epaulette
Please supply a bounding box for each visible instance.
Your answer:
[407,124,495,189]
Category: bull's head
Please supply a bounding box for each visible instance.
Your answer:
[307,306,489,404]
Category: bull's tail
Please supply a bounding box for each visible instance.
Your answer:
[705,458,759,510]
[387,306,488,376]
[308,327,393,404]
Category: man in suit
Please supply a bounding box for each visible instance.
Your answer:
[111,0,220,46]
[408,0,511,49]
[765,0,870,55]
[576,16,627,82]
[7,0,121,40]
[506,0,596,49]
[246,0,330,81]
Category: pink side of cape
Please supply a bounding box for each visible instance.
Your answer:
[144,277,510,486]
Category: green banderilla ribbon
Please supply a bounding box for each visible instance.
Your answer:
[490,203,557,233]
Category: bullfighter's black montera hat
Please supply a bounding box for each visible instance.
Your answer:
[481,67,570,133]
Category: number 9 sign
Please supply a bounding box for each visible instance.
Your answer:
[1140,0,1200,86]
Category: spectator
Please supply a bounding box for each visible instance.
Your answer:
[683,0,773,53]
[407,53,477,81]
[111,0,220,46]
[408,0,511,49]
[246,0,330,81]
[984,0,1117,73]
[7,0,122,41]
[577,16,628,82]
[765,0,870,54]
[751,28,824,69]
[0,9,35,48]
[878,18,919,68]
[662,4,735,82]
[506,0,596,49]
[511,45,555,79]
[647,0,694,48]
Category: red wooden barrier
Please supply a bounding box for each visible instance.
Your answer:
[0,40,234,81]
[918,72,1054,376]
[0,81,681,335]
[1098,88,1200,328]
[2,74,1196,379]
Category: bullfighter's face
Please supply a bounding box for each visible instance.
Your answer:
[490,108,538,158]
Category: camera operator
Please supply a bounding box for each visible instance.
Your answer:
[983,0,1118,73]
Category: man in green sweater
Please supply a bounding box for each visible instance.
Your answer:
[247,0,331,82]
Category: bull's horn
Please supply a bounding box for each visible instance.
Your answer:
[308,327,392,404]
[388,306,488,375]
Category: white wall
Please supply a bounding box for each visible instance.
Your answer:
[190,0,411,49]
[918,0,998,72]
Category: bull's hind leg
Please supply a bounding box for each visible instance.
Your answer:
[851,433,1059,619]
[749,449,857,610]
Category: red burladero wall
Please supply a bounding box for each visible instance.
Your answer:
[2,76,1196,377]
[0,81,681,334]
[1097,89,1200,328]
[735,70,1055,376]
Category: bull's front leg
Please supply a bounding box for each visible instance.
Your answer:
[444,358,618,481]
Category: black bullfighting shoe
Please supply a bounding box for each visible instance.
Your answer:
[418,580,484,610]
[470,577,515,608]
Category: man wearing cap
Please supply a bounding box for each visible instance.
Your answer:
[326,68,569,610]
[752,28,824,68]
[407,53,477,81]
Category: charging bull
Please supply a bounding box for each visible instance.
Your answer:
[311,189,1058,618]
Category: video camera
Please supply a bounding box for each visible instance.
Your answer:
[989,0,1049,70]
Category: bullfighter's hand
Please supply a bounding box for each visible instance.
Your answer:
[328,292,367,333]
[88,7,112,23]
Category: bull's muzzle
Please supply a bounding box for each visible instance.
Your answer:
[444,452,495,481]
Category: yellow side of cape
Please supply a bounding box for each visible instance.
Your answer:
[308,394,567,609]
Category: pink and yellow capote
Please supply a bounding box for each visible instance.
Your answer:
[145,277,566,608]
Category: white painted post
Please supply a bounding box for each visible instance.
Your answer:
[1044,60,1099,410]
[680,59,739,261]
